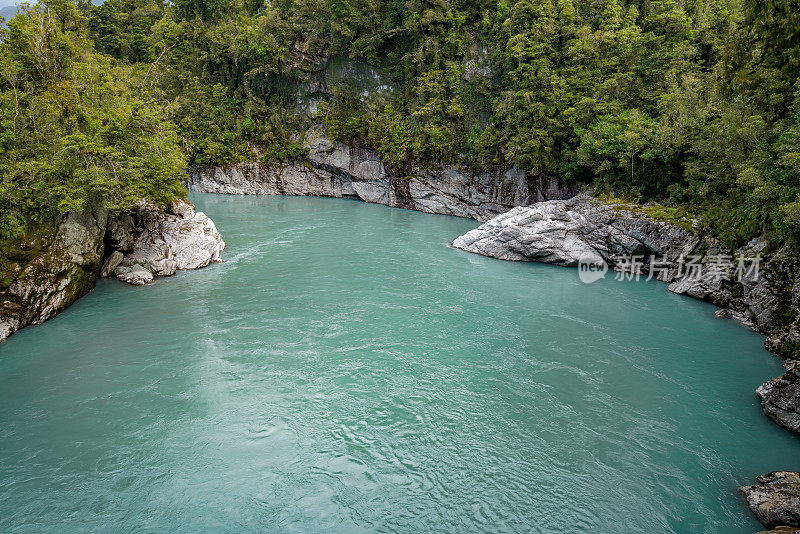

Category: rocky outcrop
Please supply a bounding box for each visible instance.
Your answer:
[450,195,800,357]
[741,472,800,530]
[452,195,699,268]
[451,195,800,437]
[1,200,225,343]
[190,131,577,222]
[451,194,737,302]
[757,361,800,433]
[0,205,107,343]
[103,200,225,286]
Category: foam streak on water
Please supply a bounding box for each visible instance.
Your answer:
[0,194,797,533]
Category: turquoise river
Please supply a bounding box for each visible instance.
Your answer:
[1,193,798,532]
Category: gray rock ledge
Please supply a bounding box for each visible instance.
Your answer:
[757,361,800,434]
[741,472,800,530]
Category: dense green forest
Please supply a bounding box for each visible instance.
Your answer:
[0,0,798,249]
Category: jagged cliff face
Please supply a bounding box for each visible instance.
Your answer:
[191,131,578,222]
[0,206,107,343]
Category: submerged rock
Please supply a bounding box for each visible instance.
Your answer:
[106,199,225,285]
[741,472,800,529]
[757,361,800,433]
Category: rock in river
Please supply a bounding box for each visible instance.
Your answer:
[741,472,800,530]
[757,361,800,434]
[108,199,225,285]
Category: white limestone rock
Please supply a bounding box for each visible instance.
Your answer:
[451,195,698,270]
[113,200,225,285]
[114,265,154,286]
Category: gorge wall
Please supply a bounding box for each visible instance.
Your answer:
[190,131,579,222]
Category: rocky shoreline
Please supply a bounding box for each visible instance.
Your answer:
[0,200,225,344]
[449,196,800,532]
[741,472,800,531]
[190,130,578,222]
[450,196,800,360]
[100,200,225,286]
[192,133,800,360]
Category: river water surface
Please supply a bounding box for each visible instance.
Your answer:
[1,193,798,532]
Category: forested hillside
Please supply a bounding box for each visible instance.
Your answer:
[1,0,798,248]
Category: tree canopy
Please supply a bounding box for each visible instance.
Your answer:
[1,0,798,248]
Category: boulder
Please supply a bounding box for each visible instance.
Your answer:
[112,199,225,285]
[741,472,800,529]
[757,361,800,433]
[114,265,154,286]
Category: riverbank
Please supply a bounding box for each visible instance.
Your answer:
[193,152,800,433]
[191,133,800,362]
